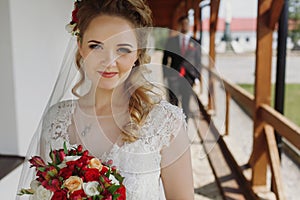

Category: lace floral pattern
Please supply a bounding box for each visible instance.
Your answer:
[42,100,186,199]
[42,100,75,152]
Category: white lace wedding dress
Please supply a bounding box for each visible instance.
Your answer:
[41,99,186,200]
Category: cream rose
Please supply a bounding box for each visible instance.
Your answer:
[83,181,100,196]
[30,180,41,191]
[31,185,53,200]
[64,176,83,193]
[89,158,103,171]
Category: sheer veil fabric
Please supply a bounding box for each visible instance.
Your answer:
[16,28,198,199]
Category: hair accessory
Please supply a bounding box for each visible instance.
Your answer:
[65,0,82,36]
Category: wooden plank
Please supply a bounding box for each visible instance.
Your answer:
[268,0,284,29]
[259,104,300,150]
[197,119,247,199]
[195,98,258,199]
[264,125,286,200]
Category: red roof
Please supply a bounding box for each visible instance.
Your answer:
[202,18,257,32]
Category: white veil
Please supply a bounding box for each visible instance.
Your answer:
[16,36,80,199]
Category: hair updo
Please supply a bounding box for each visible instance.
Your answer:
[72,0,158,142]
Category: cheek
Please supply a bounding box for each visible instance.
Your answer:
[118,54,137,73]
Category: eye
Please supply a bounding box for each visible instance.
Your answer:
[117,48,132,54]
[89,44,103,50]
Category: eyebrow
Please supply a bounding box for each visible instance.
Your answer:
[88,40,134,48]
[117,43,134,48]
[88,40,103,44]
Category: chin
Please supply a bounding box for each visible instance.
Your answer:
[97,83,117,91]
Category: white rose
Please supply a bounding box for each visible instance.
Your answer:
[30,180,40,191]
[83,181,100,196]
[109,174,120,185]
[31,185,53,200]
[65,156,81,162]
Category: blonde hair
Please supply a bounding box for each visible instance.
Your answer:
[71,0,159,142]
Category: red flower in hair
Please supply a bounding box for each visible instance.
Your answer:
[72,4,79,23]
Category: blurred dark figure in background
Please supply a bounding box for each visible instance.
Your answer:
[162,16,201,119]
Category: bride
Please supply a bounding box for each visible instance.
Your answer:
[17,0,194,199]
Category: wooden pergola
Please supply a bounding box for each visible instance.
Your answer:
[148,0,300,199]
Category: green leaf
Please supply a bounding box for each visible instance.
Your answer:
[47,170,56,177]
[112,194,121,200]
[113,172,124,184]
[18,188,34,195]
[105,169,111,178]
[63,141,68,154]
[37,167,46,172]
[107,185,120,194]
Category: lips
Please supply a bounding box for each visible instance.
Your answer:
[97,71,118,78]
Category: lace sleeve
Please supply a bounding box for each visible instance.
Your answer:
[156,100,187,150]
[40,100,75,160]
[152,101,190,168]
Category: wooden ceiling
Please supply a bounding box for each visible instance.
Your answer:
[148,0,184,28]
[148,0,210,28]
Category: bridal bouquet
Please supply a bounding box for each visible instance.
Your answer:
[18,143,126,200]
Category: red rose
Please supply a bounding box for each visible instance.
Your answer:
[51,190,68,200]
[59,167,73,179]
[100,166,109,174]
[116,185,126,200]
[84,168,100,182]
[69,189,87,200]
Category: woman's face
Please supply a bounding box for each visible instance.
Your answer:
[78,15,138,91]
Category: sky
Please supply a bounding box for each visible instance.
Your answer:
[201,0,258,19]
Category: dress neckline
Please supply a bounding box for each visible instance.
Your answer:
[74,100,128,119]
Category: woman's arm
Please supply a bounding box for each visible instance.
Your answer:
[161,146,194,200]
[160,118,194,200]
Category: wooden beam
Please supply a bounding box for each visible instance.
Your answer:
[264,125,286,200]
[268,0,284,29]
[259,104,300,149]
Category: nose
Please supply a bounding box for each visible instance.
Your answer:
[99,49,117,68]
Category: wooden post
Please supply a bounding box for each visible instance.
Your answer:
[250,1,285,199]
[225,91,230,135]
[208,0,220,113]
[193,0,200,39]
[250,0,274,188]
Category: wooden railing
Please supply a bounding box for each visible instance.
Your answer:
[201,65,300,200]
